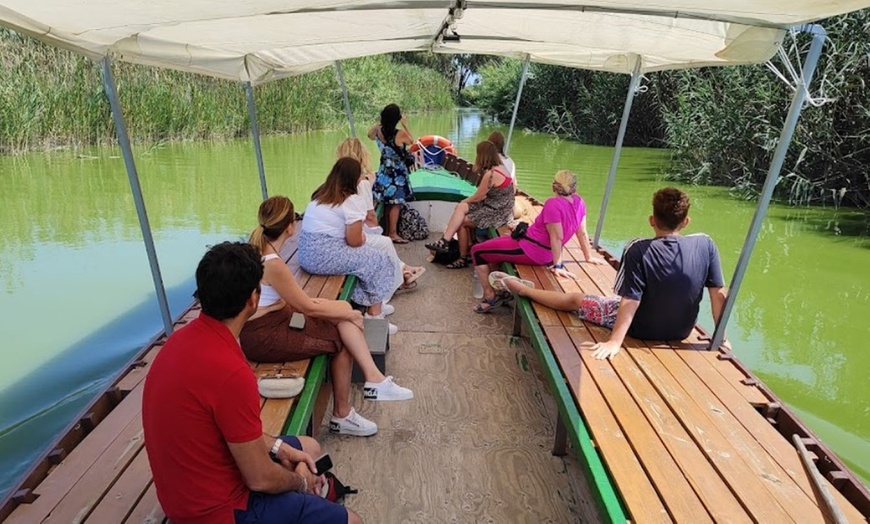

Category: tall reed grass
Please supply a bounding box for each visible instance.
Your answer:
[0,30,454,154]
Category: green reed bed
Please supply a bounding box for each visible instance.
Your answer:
[0,29,454,154]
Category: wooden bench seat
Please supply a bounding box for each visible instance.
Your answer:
[505,198,867,523]
[3,238,350,523]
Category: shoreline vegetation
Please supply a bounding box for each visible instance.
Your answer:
[5,14,870,210]
[0,29,453,155]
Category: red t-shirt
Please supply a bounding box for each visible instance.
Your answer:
[143,313,262,524]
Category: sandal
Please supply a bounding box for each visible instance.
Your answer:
[395,281,418,294]
[424,237,451,254]
[473,295,506,314]
[391,236,410,245]
[445,256,470,269]
[403,266,426,285]
[488,271,535,292]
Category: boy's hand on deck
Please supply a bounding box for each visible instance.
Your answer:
[584,256,607,265]
[550,266,578,280]
[591,340,621,360]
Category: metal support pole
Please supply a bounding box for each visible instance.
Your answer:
[711,25,826,349]
[593,57,643,248]
[335,61,356,138]
[100,56,173,337]
[505,55,531,156]
[244,82,269,201]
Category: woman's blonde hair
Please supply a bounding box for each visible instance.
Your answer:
[553,170,577,196]
[336,138,373,174]
[249,196,295,253]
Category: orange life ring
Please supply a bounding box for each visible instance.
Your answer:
[409,135,457,156]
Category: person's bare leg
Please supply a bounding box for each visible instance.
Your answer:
[474,263,496,300]
[347,509,364,524]
[295,436,322,457]
[504,278,585,311]
[366,303,383,316]
[336,320,386,383]
[330,348,353,418]
[440,202,469,241]
[458,225,471,258]
[387,204,401,240]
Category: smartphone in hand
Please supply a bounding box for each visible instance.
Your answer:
[314,454,333,474]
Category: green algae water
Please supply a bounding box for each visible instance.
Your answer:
[1,110,868,498]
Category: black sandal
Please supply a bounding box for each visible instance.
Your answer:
[445,256,470,269]
[425,237,451,254]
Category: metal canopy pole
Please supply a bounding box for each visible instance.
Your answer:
[593,57,643,248]
[335,61,356,138]
[244,82,269,201]
[711,25,827,349]
[505,55,531,156]
[100,56,173,337]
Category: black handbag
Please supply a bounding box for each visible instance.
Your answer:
[511,221,549,249]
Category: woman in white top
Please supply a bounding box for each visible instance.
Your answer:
[240,196,413,437]
[336,138,426,290]
[298,158,404,334]
[488,131,516,182]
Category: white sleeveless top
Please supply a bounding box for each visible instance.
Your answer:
[258,254,283,307]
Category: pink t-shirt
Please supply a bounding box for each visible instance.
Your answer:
[521,195,587,264]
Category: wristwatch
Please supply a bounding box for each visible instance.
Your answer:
[269,438,282,463]
[552,263,565,269]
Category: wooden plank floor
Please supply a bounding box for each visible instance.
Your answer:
[516,200,867,523]
[317,235,602,523]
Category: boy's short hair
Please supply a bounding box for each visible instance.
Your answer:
[194,242,263,320]
[652,188,690,231]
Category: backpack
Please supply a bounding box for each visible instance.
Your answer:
[397,204,429,241]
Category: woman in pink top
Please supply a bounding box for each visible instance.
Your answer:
[470,170,604,313]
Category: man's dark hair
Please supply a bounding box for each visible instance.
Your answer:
[194,242,263,320]
[652,187,691,231]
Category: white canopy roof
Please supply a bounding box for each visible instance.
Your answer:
[2,1,869,84]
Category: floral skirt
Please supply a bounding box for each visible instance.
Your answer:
[298,231,398,306]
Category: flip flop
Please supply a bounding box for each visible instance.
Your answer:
[488,271,535,292]
[391,236,410,244]
[403,266,426,286]
[473,295,505,314]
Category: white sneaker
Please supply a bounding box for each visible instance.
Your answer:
[364,376,414,401]
[364,313,399,335]
[329,408,378,437]
[382,304,395,316]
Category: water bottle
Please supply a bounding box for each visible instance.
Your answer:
[472,271,484,299]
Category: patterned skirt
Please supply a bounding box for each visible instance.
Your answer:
[467,184,515,229]
[298,231,398,306]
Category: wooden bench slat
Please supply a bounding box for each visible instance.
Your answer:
[7,386,145,524]
[122,482,165,524]
[675,349,868,523]
[85,447,152,523]
[626,337,823,523]
[570,325,747,522]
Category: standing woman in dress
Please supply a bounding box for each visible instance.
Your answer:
[368,104,415,244]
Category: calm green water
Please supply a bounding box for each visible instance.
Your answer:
[0,110,868,499]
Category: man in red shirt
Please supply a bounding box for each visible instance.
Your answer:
[143,242,362,524]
